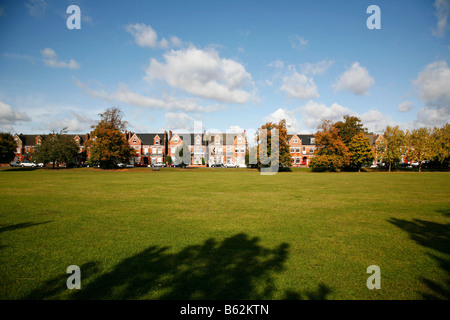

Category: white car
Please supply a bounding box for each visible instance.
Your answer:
[20,162,36,168]
[224,163,238,168]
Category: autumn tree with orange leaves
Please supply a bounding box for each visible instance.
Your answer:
[87,107,135,169]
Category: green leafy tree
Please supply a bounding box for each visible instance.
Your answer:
[257,119,292,168]
[348,132,375,172]
[406,127,434,172]
[334,115,367,146]
[87,107,136,169]
[33,128,80,168]
[0,132,17,163]
[432,123,450,166]
[376,125,405,172]
[310,120,350,172]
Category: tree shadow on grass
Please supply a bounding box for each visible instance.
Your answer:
[387,218,450,299]
[0,221,53,235]
[23,233,332,300]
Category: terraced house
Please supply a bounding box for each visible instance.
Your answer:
[13,133,87,165]
[127,132,167,166]
[288,134,316,167]
[11,130,326,168]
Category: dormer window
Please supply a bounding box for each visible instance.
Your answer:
[174,137,178,143]
[132,137,137,143]
[155,139,159,145]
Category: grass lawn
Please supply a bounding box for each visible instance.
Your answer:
[0,167,449,300]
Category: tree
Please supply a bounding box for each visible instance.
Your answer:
[256,119,292,168]
[0,132,17,163]
[87,107,136,169]
[432,123,450,167]
[348,132,375,172]
[334,115,367,146]
[310,120,350,172]
[376,125,405,172]
[33,128,80,168]
[406,127,434,172]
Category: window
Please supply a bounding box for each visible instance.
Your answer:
[152,147,157,154]
[296,157,301,164]
[241,148,245,153]
[174,137,178,143]
[293,139,298,143]
[158,147,162,154]
[309,148,314,153]
[215,137,220,145]
[290,148,294,153]
[302,147,306,154]
[155,139,159,145]
[132,137,137,143]
[310,138,315,144]
[144,148,148,154]
[196,139,201,145]
[238,137,242,143]
[296,148,300,153]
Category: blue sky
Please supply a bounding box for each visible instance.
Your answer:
[0,0,449,135]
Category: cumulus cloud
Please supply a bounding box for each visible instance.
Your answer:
[300,101,353,129]
[125,23,183,49]
[41,48,80,69]
[413,60,450,107]
[145,46,255,103]
[280,67,319,100]
[0,101,31,125]
[263,108,306,133]
[333,62,375,95]
[432,0,450,37]
[414,106,450,128]
[75,79,224,113]
[165,112,196,131]
[397,101,413,112]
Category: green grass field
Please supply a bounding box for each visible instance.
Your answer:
[0,167,449,300]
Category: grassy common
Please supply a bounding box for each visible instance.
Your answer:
[0,167,449,300]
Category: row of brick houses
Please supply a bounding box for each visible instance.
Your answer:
[12,131,385,167]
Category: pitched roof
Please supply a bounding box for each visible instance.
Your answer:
[135,133,165,145]
[365,134,380,146]
[288,134,316,145]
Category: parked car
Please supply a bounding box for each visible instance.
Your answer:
[211,163,224,167]
[9,160,21,167]
[20,161,36,168]
[37,163,45,168]
[134,163,148,167]
[224,163,238,168]
[117,163,134,168]
[151,162,166,168]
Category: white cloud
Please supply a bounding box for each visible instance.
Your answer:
[145,46,255,103]
[300,101,353,129]
[165,112,195,131]
[359,109,394,133]
[414,106,450,128]
[397,101,413,112]
[125,23,183,49]
[299,60,334,75]
[41,48,80,69]
[333,62,375,95]
[0,101,31,131]
[432,0,450,37]
[43,111,94,133]
[125,23,158,48]
[413,60,450,107]
[263,108,309,133]
[280,66,319,100]
[75,80,224,113]
[289,35,308,51]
